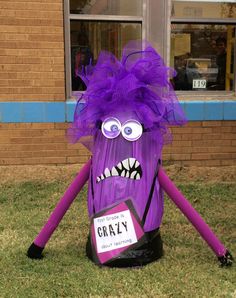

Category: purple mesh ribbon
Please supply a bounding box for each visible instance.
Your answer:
[68,40,187,148]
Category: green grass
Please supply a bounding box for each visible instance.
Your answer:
[0,180,235,297]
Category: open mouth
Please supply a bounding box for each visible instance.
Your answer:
[96,158,142,183]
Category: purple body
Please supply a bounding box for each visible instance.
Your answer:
[88,124,163,232]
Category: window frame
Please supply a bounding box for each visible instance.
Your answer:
[64,1,236,98]
[64,0,148,99]
[169,0,236,97]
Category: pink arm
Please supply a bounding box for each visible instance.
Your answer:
[158,166,233,266]
[27,159,91,259]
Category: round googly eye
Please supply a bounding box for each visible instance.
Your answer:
[121,120,143,141]
[101,117,121,139]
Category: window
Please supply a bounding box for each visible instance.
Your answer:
[170,1,236,92]
[65,1,235,96]
[64,0,144,98]
[70,21,141,92]
[69,0,142,16]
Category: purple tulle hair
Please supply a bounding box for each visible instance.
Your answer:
[68,40,187,148]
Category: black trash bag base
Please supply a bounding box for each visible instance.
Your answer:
[27,242,44,259]
[218,250,233,267]
[86,228,163,268]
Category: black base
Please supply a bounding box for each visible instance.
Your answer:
[218,250,233,267]
[86,228,163,268]
[27,242,44,259]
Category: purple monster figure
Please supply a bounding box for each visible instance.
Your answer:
[27,41,233,267]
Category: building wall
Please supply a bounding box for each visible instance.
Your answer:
[0,121,235,166]
[0,1,235,166]
[0,123,90,165]
[165,121,236,166]
[0,0,65,101]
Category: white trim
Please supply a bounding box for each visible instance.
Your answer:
[166,0,172,67]
[171,18,236,24]
[64,0,72,99]
[69,14,143,22]
[142,0,148,41]
[234,29,236,92]
[173,0,236,3]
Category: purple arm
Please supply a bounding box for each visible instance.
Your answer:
[158,166,233,266]
[27,159,91,259]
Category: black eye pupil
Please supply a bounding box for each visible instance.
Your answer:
[124,127,132,135]
[111,124,118,132]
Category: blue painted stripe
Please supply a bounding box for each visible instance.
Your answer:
[66,101,84,122]
[0,101,236,123]
[204,101,224,120]
[45,102,65,122]
[184,101,205,121]
[223,101,236,120]
[181,101,236,121]
[0,102,65,123]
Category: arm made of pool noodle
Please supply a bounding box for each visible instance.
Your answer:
[27,159,92,259]
[158,166,233,266]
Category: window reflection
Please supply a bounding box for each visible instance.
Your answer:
[172,1,236,19]
[171,24,235,91]
[70,21,141,92]
[70,0,142,16]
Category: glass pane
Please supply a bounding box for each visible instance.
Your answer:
[70,0,143,16]
[172,1,236,19]
[70,20,141,92]
[170,24,235,91]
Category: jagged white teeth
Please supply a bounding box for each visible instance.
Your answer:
[111,166,119,176]
[117,162,122,170]
[97,158,141,182]
[122,159,130,170]
[130,171,137,179]
[129,158,136,168]
[104,168,110,177]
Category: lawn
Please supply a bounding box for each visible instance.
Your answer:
[0,173,235,297]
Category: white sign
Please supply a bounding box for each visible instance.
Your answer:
[94,210,138,253]
[192,79,207,89]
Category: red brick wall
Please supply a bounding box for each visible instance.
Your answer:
[0,121,235,166]
[0,123,90,165]
[165,121,236,166]
[0,0,65,101]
